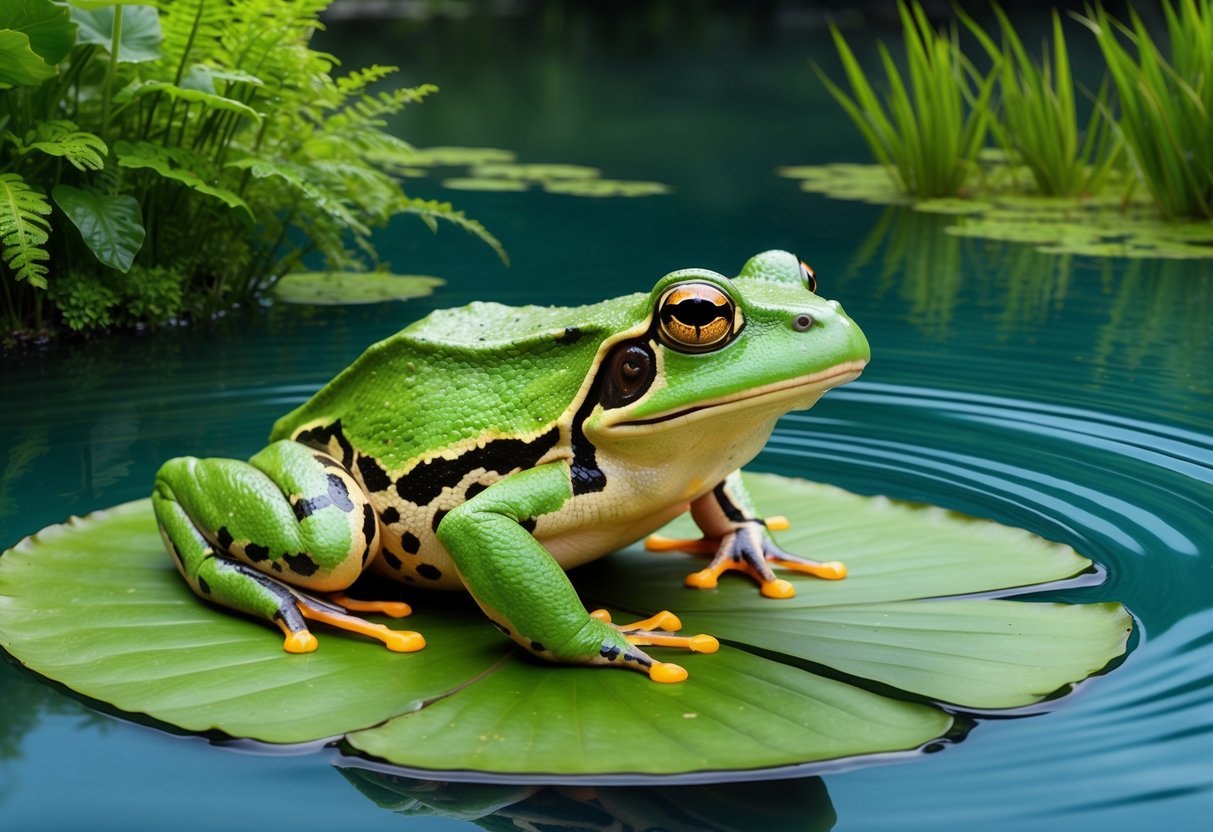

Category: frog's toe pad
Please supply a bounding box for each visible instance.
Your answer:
[760,578,797,599]
[649,661,688,684]
[383,630,426,653]
[283,631,319,654]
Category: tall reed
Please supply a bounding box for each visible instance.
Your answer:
[816,0,999,198]
[1080,0,1213,217]
[963,6,1119,196]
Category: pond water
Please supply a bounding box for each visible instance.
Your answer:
[2,4,1212,830]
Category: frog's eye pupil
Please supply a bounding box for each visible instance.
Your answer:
[622,360,641,378]
[656,282,740,353]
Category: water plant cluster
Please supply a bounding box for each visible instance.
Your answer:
[0,0,502,341]
[815,0,1213,225]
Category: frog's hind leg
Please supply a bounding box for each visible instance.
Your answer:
[152,441,423,653]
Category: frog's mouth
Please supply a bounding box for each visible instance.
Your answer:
[612,359,867,429]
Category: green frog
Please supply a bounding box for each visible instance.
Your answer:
[152,250,870,683]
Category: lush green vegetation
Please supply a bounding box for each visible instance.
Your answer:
[1081,0,1213,218]
[815,1,998,198]
[821,0,1213,220]
[0,0,502,340]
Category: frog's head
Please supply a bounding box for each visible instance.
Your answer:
[581,250,869,469]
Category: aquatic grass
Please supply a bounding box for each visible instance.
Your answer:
[962,6,1120,196]
[814,0,999,198]
[1079,0,1213,218]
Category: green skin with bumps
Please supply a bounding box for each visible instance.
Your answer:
[152,250,871,680]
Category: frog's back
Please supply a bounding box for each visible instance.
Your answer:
[270,295,645,474]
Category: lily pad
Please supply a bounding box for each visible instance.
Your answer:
[407,147,517,167]
[441,177,530,192]
[779,162,1213,258]
[272,272,443,306]
[542,179,672,198]
[0,474,1130,781]
[470,163,602,181]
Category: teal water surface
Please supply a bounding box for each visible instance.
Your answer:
[2,5,1212,830]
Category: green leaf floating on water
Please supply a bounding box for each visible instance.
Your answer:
[272,272,443,306]
[0,474,1130,780]
[778,163,1213,258]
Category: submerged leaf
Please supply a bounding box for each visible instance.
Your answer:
[0,474,1130,780]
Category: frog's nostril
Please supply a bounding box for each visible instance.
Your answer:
[792,313,815,332]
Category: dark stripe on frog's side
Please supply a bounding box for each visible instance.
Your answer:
[568,337,659,495]
[713,481,748,523]
[295,421,355,469]
[360,504,377,564]
[394,427,560,507]
[292,473,357,520]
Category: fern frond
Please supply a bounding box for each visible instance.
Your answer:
[10,121,108,172]
[157,0,229,81]
[336,66,401,96]
[399,197,509,265]
[0,173,53,287]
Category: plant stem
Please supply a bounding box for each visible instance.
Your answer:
[99,7,124,147]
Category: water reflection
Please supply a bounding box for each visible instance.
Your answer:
[339,766,836,832]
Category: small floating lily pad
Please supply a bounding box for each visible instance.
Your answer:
[779,162,1213,258]
[273,272,444,305]
[543,179,672,197]
[441,177,530,192]
[0,474,1130,781]
[470,163,602,181]
[407,147,517,167]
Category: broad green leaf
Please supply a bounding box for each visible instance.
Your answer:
[679,600,1131,709]
[0,30,57,87]
[52,185,145,272]
[0,475,1131,780]
[346,646,952,777]
[115,141,250,216]
[71,5,161,63]
[0,501,514,743]
[0,0,76,66]
[272,272,443,306]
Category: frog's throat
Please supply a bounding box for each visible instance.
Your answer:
[608,359,867,431]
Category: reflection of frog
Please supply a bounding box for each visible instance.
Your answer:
[152,250,870,682]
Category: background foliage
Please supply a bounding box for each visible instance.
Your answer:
[0,0,502,339]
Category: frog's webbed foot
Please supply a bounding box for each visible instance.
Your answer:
[291,591,425,653]
[587,609,719,684]
[646,517,845,599]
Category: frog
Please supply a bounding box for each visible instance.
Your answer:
[151,249,870,683]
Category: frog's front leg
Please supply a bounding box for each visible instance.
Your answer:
[151,440,423,653]
[647,471,846,599]
[436,463,714,683]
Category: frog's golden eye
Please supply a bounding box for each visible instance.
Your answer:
[799,260,818,294]
[656,282,740,353]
